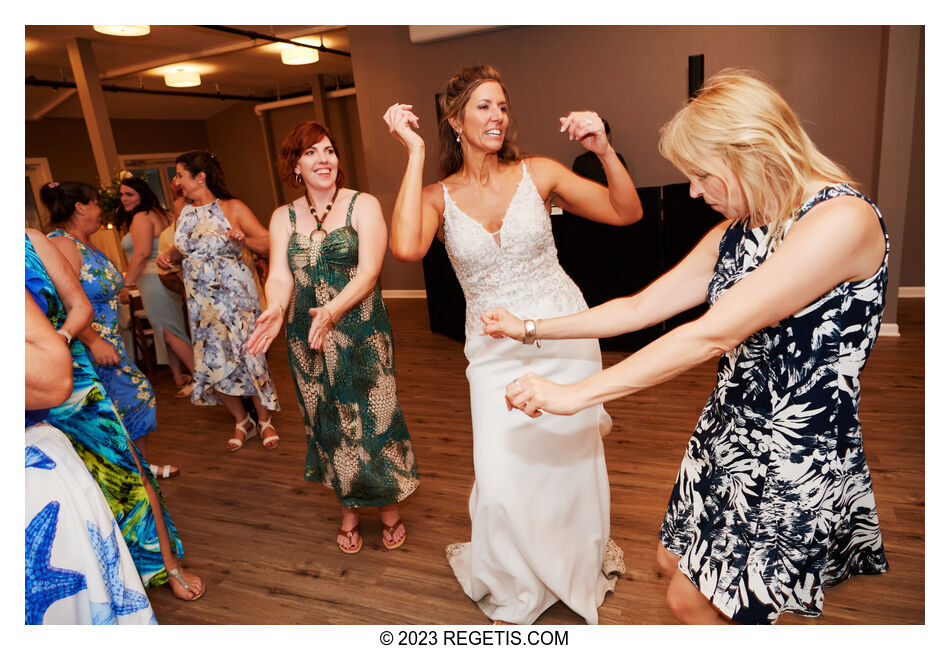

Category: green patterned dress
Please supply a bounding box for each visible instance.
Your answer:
[286,192,418,507]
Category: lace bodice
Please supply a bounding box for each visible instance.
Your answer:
[441,161,588,338]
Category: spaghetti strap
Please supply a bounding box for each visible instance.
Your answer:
[345,192,361,228]
[288,202,298,229]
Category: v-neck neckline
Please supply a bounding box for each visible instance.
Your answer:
[443,163,527,247]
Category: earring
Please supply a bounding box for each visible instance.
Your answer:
[456,132,461,143]
[295,172,302,184]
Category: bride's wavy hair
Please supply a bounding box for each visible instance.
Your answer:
[659,69,852,248]
[438,65,522,177]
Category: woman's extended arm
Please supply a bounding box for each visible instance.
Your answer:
[506,197,885,417]
[307,194,389,350]
[245,206,295,355]
[482,220,728,341]
[383,103,442,261]
[27,229,93,341]
[26,289,73,410]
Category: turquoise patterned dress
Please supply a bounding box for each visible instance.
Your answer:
[659,185,889,623]
[174,200,278,409]
[286,193,418,507]
[27,234,183,589]
[48,230,156,440]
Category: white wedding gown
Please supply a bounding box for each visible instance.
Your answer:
[442,161,624,625]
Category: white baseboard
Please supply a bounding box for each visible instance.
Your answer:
[879,322,900,337]
[382,290,427,299]
[898,286,924,298]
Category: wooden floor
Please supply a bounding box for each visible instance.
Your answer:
[144,298,924,625]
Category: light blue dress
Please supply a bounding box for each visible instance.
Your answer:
[121,231,191,365]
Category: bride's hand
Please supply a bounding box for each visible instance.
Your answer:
[505,373,582,418]
[384,103,424,152]
[559,111,609,156]
[480,307,523,340]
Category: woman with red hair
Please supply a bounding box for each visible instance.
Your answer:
[246,121,419,555]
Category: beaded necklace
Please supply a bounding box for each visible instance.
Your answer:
[306,187,340,243]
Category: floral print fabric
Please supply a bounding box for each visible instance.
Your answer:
[659,185,889,623]
[174,200,278,409]
[286,194,418,507]
[48,230,156,440]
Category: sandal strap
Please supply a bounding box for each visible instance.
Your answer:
[382,519,403,535]
[338,525,360,538]
[167,565,190,590]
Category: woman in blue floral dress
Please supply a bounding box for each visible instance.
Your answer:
[32,188,204,602]
[157,151,280,451]
[484,70,888,624]
[46,183,177,479]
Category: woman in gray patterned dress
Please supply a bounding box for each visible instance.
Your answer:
[484,70,889,624]
[246,122,418,554]
[157,151,280,451]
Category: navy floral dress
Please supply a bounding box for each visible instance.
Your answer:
[659,185,889,624]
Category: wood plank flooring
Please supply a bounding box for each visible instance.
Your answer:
[144,298,924,625]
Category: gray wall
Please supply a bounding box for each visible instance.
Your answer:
[349,25,902,292]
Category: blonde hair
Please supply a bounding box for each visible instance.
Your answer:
[659,69,852,246]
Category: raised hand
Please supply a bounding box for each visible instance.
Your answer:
[245,303,283,355]
[558,111,609,156]
[480,307,523,340]
[383,103,424,151]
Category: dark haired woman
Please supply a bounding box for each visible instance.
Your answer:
[383,65,641,624]
[46,183,167,470]
[117,176,195,404]
[157,151,279,451]
[29,202,204,601]
[246,121,418,553]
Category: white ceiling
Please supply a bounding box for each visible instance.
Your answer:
[25,25,354,121]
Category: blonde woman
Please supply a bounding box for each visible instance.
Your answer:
[485,70,889,624]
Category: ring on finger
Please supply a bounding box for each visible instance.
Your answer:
[585,119,593,125]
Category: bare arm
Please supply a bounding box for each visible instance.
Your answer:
[529,111,641,226]
[245,206,295,355]
[229,199,271,257]
[383,103,443,261]
[26,289,73,410]
[46,233,118,365]
[507,197,886,416]
[27,229,93,340]
[483,220,729,340]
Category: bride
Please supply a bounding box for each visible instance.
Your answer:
[383,65,642,624]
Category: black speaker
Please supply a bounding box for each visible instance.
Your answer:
[688,54,704,99]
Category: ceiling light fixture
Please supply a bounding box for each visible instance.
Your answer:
[93,25,150,37]
[280,44,319,66]
[164,69,201,88]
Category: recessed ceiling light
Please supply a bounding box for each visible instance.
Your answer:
[93,25,150,37]
[164,69,201,88]
[280,44,319,65]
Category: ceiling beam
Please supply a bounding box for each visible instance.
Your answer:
[27,25,344,121]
